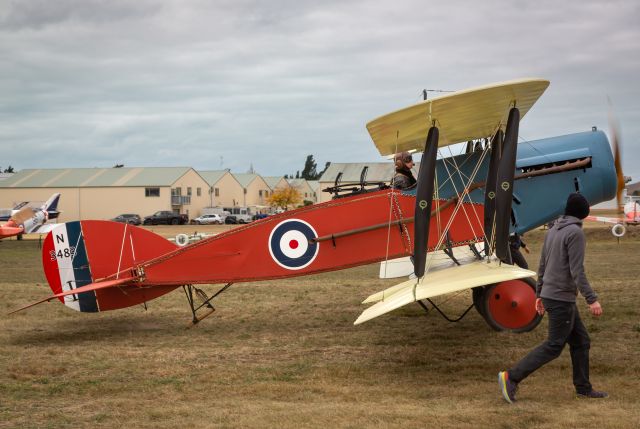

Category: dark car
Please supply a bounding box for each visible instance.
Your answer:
[143,211,189,225]
[111,214,142,225]
[224,215,238,224]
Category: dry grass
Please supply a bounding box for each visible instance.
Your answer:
[1,224,639,428]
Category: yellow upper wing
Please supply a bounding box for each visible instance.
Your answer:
[366,78,550,156]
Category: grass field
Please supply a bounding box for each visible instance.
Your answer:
[1,223,639,428]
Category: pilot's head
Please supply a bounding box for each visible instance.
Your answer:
[394,151,414,169]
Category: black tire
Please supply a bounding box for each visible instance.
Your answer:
[482,277,542,333]
[472,286,487,319]
[171,218,179,225]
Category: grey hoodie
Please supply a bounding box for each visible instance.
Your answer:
[536,215,598,304]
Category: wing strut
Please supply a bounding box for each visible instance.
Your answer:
[484,129,503,256]
[494,107,520,263]
[413,125,439,278]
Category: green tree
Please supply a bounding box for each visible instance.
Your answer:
[3,165,14,173]
[301,155,318,180]
[318,161,330,179]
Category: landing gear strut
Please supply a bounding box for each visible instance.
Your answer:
[183,283,233,326]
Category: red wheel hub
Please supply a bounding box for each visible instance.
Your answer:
[486,280,537,330]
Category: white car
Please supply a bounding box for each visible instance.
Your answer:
[192,214,224,225]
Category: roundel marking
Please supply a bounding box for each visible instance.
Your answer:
[419,200,428,210]
[488,191,496,199]
[268,219,319,270]
[501,181,510,191]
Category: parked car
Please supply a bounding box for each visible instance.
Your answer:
[143,211,189,225]
[224,215,238,224]
[192,214,224,225]
[111,214,142,225]
[252,213,268,221]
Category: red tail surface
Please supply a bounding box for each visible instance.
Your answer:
[42,220,179,312]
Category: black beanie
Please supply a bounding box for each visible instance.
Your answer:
[564,193,590,219]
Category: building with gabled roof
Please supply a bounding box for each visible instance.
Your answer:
[231,173,272,208]
[263,176,290,191]
[306,180,320,203]
[287,178,315,204]
[0,167,211,221]
[198,169,245,208]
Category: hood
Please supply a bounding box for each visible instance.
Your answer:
[554,215,583,230]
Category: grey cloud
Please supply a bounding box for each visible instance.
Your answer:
[0,0,638,180]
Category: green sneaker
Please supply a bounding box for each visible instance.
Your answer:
[498,371,517,404]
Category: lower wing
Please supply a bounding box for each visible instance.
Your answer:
[356,261,535,325]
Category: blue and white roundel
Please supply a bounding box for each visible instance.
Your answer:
[268,219,319,270]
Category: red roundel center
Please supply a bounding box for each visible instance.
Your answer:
[289,239,299,249]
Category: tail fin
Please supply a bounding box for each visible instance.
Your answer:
[42,193,61,219]
[41,220,179,312]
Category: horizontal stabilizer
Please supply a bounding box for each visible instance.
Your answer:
[586,215,623,224]
[26,223,58,235]
[355,261,535,325]
[8,277,134,314]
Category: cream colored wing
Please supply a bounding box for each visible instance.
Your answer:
[355,261,535,325]
[366,78,549,156]
[377,244,484,281]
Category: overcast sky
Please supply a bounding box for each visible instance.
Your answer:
[1,0,638,181]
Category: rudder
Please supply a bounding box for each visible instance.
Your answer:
[43,220,180,312]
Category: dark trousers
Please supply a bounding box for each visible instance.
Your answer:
[508,298,592,394]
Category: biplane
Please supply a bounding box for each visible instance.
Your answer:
[11,79,623,334]
[0,193,61,240]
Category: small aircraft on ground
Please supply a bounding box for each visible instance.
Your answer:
[11,79,623,334]
[588,199,639,237]
[0,196,61,222]
[0,193,61,240]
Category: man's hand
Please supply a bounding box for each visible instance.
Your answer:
[523,245,530,254]
[535,298,545,315]
[589,301,603,317]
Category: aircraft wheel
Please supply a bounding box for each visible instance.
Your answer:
[175,233,190,247]
[612,223,626,237]
[482,277,542,333]
[472,287,486,318]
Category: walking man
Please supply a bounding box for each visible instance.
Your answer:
[498,193,607,403]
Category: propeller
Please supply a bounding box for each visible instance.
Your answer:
[609,103,626,213]
[9,206,37,225]
[494,107,520,264]
[483,129,503,257]
[413,126,439,278]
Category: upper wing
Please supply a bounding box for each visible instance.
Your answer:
[355,261,535,325]
[366,78,550,156]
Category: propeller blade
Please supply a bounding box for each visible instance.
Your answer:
[9,206,37,225]
[413,126,439,278]
[495,107,520,264]
[484,129,503,256]
[609,106,625,213]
